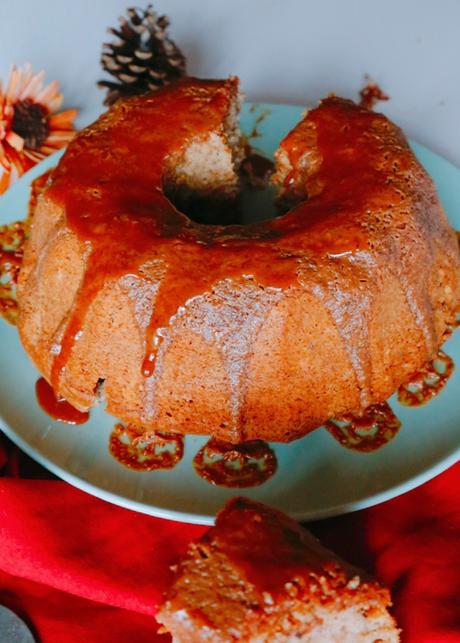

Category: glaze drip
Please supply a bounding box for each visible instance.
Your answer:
[0,236,23,323]
[325,402,401,452]
[193,437,277,487]
[180,281,283,442]
[0,170,51,324]
[35,377,89,424]
[109,423,184,470]
[397,350,454,406]
[308,257,375,408]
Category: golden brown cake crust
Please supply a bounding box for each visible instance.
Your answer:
[18,78,460,442]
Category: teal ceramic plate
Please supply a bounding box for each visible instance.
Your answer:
[0,103,459,525]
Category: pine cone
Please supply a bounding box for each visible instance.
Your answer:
[98,5,186,106]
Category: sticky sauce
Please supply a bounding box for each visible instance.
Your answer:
[397,350,454,406]
[0,170,52,324]
[35,377,89,424]
[46,80,400,388]
[325,402,401,452]
[109,422,184,471]
[0,235,23,324]
[193,437,277,487]
[213,499,353,597]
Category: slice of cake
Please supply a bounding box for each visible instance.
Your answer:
[157,497,399,642]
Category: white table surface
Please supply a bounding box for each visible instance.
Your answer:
[1,0,459,165]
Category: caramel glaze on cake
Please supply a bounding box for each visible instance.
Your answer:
[18,77,460,443]
[157,497,399,642]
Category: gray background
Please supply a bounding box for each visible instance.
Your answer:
[1,0,459,165]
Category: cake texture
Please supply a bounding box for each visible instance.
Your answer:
[156,497,399,642]
[18,77,460,442]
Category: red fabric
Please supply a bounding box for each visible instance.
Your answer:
[0,433,458,643]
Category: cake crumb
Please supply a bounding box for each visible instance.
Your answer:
[359,78,390,110]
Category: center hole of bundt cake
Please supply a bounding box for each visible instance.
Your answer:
[163,91,307,226]
[164,147,282,226]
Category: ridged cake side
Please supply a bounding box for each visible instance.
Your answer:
[17,79,460,442]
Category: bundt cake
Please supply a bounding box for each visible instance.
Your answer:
[156,497,399,642]
[17,77,460,442]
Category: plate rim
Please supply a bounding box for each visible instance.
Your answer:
[0,410,459,525]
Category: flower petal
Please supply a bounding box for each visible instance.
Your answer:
[0,168,11,194]
[18,69,45,101]
[23,148,45,162]
[5,130,24,152]
[48,109,79,129]
[45,130,76,144]
[35,80,61,110]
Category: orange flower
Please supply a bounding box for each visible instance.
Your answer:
[0,64,78,194]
